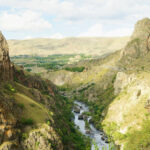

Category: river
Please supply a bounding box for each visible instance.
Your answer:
[72,101,110,150]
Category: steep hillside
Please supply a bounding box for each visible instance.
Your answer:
[103,18,150,150]
[0,32,90,150]
[8,37,129,56]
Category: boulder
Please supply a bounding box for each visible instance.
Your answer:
[85,130,90,134]
[101,136,105,141]
[89,118,94,124]
[105,139,109,143]
[74,106,80,113]
[83,115,88,121]
[78,114,83,120]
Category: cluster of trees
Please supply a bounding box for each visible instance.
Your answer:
[65,66,85,72]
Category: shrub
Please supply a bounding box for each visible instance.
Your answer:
[124,120,150,150]
[21,118,34,125]
[26,68,32,72]
[22,133,28,140]
[5,83,16,93]
[30,103,36,107]
[17,103,25,109]
[65,66,85,72]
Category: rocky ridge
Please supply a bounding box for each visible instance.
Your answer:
[0,31,13,80]
[0,32,71,150]
[121,18,150,59]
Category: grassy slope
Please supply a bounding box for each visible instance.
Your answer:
[103,64,150,150]
[15,93,50,125]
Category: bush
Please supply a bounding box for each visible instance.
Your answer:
[26,68,32,72]
[22,133,28,140]
[21,118,34,125]
[124,120,150,150]
[65,66,85,72]
[5,83,16,93]
[17,103,25,109]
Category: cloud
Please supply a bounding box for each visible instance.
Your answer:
[0,10,52,32]
[0,0,150,38]
[79,23,133,37]
[79,24,103,37]
[0,0,149,24]
[50,33,64,39]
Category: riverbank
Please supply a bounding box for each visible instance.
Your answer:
[73,100,115,150]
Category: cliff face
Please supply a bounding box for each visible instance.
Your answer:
[121,18,150,59]
[0,32,88,150]
[0,32,13,80]
[102,18,150,150]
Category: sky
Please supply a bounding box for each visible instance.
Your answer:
[0,0,150,39]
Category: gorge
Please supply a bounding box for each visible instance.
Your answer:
[1,17,150,150]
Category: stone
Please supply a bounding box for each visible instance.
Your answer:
[85,130,90,134]
[78,114,83,120]
[74,106,80,113]
[101,136,105,141]
[89,118,94,124]
[83,115,88,121]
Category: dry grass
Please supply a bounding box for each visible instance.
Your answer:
[8,37,129,56]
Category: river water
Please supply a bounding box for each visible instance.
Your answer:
[73,101,109,150]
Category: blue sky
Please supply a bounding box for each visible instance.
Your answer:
[0,0,150,39]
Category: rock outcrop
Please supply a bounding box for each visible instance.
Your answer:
[121,18,150,59]
[0,31,13,80]
[114,72,136,95]
[23,124,63,150]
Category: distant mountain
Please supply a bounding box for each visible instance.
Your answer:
[8,37,129,56]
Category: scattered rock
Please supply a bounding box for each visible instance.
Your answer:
[85,130,90,134]
[105,139,109,143]
[89,118,94,124]
[101,136,105,141]
[78,114,83,120]
[74,106,80,113]
[100,132,103,135]
[83,115,88,121]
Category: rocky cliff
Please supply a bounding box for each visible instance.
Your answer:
[121,18,150,59]
[0,31,13,80]
[0,32,88,150]
[102,18,150,150]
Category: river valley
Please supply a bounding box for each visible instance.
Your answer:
[73,101,110,150]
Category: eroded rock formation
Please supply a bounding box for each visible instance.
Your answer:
[121,18,150,58]
[0,31,13,80]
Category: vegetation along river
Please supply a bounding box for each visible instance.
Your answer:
[72,101,116,150]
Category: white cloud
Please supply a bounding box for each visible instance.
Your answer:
[0,0,150,38]
[79,23,133,37]
[79,24,103,37]
[50,33,64,39]
[0,0,150,21]
[0,10,52,32]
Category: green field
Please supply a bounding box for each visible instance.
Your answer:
[11,54,92,73]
